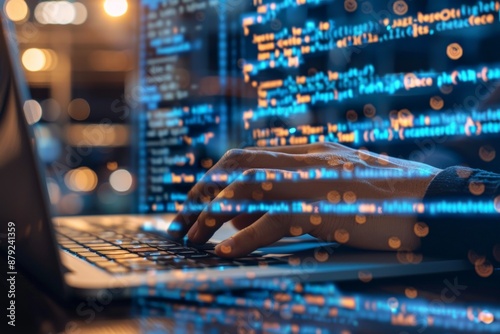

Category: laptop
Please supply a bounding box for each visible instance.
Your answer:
[0,5,470,300]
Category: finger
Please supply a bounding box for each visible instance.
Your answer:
[169,149,259,237]
[187,213,262,243]
[231,213,263,230]
[187,169,265,243]
[214,211,315,258]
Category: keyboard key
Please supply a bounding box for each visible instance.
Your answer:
[116,258,153,267]
[62,232,91,237]
[65,247,89,253]
[187,241,216,250]
[146,240,176,245]
[97,231,118,238]
[107,253,139,259]
[96,261,121,268]
[178,253,212,259]
[128,262,158,269]
[106,267,129,274]
[86,256,109,263]
[127,247,158,253]
[124,233,147,239]
[156,246,188,251]
[138,251,170,257]
[73,236,99,242]
[78,251,99,257]
[99,250,130,255]
[90,246,122,251]
[148,254,177,261]
[122,244,151,249]
[83,243,114,248]
[110,239,134,245]
[58,240,76,245]
[82,240,109,245]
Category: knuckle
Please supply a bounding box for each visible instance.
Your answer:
[240,168,265,182]
[223,148,246,160]
[308,142,337,154]
[323,142,342,149]
[242,168,259,176]
[221,149,254,170]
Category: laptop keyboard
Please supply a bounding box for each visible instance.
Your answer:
[55,226,285,274]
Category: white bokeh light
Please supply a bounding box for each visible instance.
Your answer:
[72,2,88,25]
[34,1,87,25]
[104,0,128,17]
[22,48,46,72]
[109,169,133,192]
[23,100,43,125]
[55,1,76,25]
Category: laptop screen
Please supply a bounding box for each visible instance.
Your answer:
[0,11,67,296]
[138,0,500,214]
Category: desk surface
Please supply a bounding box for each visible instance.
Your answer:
[1,258,499,334]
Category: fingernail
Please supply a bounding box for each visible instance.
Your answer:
[215,238,235,255]
[187,221,199,240]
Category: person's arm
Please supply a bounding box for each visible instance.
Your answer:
[420,167,500,265]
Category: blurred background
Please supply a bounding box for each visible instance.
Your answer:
[4,0,136,216]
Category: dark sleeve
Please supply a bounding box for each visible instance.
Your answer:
[420,166,500,264]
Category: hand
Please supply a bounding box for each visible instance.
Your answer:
[168,143,441,257]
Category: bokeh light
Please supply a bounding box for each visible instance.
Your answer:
[104,0,128,17]
[447,42,463,60]
[109,169,133,192]
[65,124,129,147]
[22,48,46,72]
[405,287,418,299]
[107,161,118,171]
[41,98,62,122]
[23,100,43,125]
[68,98,91,121]
[21,48,57,72]
[34,1,86,25]
[479,145,496,162]
[4,0,29,22]
[65,167,98,192]
[72,2,88,25]
[55,1,76,24]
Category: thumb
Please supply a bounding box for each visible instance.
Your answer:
[215,211,313,257]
